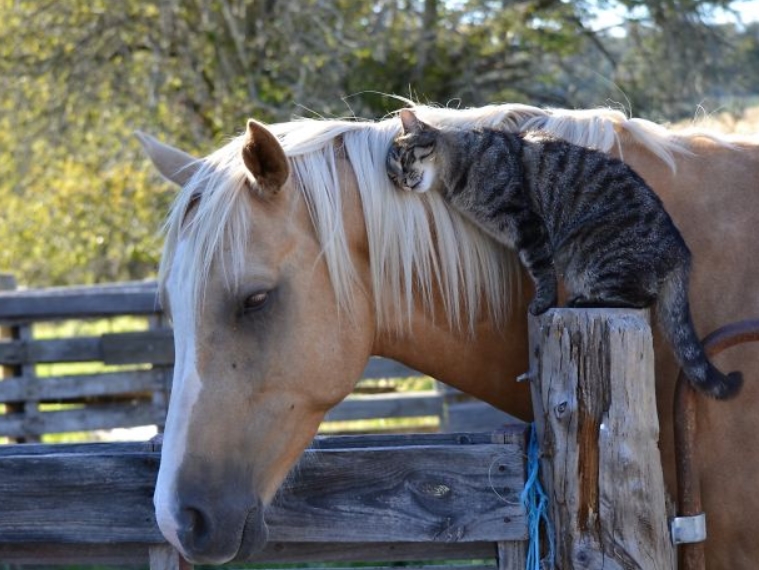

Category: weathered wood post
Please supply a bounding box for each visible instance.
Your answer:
[0,274,41,443]
[528,309,674,569]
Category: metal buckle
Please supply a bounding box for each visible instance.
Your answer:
[671,513,707,544]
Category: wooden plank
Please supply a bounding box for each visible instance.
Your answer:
[361,357,422,380]
[497,541,526,570]
[528,309,675,569]
[0,426,526,457]
[0,276,25,442]
[101,330,174,365]
[0,369,166,403]
[0,452,163,543]
[246,541,504,564]
[0,402,162,438]
[444,401,523,433]
[149,545,193,570]
[0,281,161,321]
[0,543,152,564]
[12,321,39,442]
[325,392,443,422]
[0,330,173,366]
[313,426,525,450]
[0,541,505,565]
[0,336,102,365]
[0,274,16,290]
[0,441,156,457]
[266,444,526,543]
[251,565,498,570]
[0,439,526,545]
[247,565,498,570]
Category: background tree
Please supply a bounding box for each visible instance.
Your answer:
[0,0,754,286]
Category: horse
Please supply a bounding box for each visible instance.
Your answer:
[138,103,759,567]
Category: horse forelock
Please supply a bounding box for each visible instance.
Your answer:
[159,137,253,313]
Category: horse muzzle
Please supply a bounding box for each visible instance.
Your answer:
[167,494,269,564]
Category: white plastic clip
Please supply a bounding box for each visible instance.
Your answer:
[670,513,707,545]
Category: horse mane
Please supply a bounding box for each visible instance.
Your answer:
[159,102,731,332]
[409,103,735,172]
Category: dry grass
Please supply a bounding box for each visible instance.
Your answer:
[673,103,759,135]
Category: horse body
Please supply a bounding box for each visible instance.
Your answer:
[619,134,759,569]
[141,106,759,566]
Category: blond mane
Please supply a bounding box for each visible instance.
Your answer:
[159,102,724,332]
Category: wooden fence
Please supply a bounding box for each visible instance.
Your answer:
[0,278,514,442]
[0,277,674,569]
[0,427,529,569]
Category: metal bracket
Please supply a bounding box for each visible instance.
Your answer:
[671,513,707,545]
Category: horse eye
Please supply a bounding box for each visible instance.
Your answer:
[242,291,269,313]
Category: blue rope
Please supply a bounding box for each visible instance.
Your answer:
[519,423,555,570]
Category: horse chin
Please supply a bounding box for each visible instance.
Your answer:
[234,504,269,561]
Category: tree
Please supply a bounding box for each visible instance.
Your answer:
[0,0,753,286]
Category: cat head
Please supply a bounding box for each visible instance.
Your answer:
[386,109,441,193]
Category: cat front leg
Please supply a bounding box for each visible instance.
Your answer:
[525,261,558,315]
[515,218,558,315]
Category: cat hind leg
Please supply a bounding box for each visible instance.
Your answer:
[566,277,657,310]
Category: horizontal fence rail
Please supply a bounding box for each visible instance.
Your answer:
[0,280,516,441]
[0,427,529,566]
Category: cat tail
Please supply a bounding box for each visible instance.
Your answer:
[657,261,743,400]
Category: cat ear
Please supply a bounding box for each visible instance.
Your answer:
[399,109,427,134]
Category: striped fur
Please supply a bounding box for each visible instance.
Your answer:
[388,109,742,400]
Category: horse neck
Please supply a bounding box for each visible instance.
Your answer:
[337,158,534,420]
[372,291,534,420]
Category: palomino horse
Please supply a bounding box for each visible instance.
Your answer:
[139,104,759,567]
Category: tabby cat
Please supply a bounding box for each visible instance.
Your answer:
[387,108,742,400]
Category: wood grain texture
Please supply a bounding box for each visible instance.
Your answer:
[0,369,167,403]
[324,392,444,421]
[0,543,152,564]
[528,309,675,569]
[0,280,161,322]
[0,330,175,366]
[268,444,526,543]
[0,432,527,546]
[0,541,502,565]
[0,402,164,438]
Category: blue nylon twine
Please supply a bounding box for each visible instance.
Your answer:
[519,423,555,570]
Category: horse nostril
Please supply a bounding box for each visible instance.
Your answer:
[178,505,212,549]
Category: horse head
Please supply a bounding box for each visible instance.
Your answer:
[139,120,375,564]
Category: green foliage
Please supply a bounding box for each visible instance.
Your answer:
[0,0,755,286]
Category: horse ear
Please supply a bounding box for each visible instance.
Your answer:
[135,131,200,187]
[241,119,290,193]
[399,109,426,134]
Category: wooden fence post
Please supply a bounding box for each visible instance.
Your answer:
[0,274,40,443]
[528,309,674,569]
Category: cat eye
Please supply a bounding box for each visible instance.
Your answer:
[415,145,434,160]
